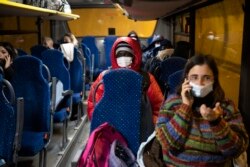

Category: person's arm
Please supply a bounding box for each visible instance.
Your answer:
[4,53,11,70]
[146,73,164,124]
[156,97,193,151]
[209,100,249,157]
[87,72,104,120]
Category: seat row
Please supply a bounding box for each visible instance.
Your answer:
[72,67,184,166]
[81,35,117,82]
[0,47,86,167]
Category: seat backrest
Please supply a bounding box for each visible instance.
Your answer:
[159,57,187,96]
[69,47,83,93]
[10,56,51,133]
[16,48,27,56]
[0,75,16,163]
[168,69,184,95]
[81,36,99,69]
[40,49,70,91]
[90,69,143,155]
[30,45,48,59]
[159,57,187,83]
[81,43,91,71]
[104,36,117,68]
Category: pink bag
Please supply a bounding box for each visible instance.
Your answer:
[77,122,127,167]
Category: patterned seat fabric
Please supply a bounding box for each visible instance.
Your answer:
[90,69,143,155]
[10,56,51,166]
[0,74,16,164]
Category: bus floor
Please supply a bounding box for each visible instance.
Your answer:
[17,100,90,167]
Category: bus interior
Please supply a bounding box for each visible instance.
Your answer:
[0,0,249,166]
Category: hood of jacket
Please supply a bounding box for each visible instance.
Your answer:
[111,37,142,71]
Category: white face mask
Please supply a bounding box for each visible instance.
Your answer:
[116,57,133,68]
[190,82,213,98]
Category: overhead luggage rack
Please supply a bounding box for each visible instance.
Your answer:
[0,1,80,21]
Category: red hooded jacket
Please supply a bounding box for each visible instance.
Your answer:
[87,37,163,124]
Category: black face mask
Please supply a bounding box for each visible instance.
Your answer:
[0,59,6,69]
[192,92,214,110]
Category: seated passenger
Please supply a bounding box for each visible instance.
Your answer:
[0,42,17,80]
[156,54,249,166]
[155,39,174,61]
[87,37,164,124]
[142,34,164,66]
[42,36,54,49]
[143,34,164,53]
[63,32,79,47]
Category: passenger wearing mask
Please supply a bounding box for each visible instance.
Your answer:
[156,55,248,166]
[143,34,164,53]
[63,32,78,47]
[61,33,78,62]
[142,34,164,66]
[87,37,164,124]
[144,39,174,72]
[0,42,17,81]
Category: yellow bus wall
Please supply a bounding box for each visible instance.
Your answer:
[0,16,51,53]
[68,8,156,38]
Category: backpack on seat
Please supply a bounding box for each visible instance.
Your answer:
[77,122,127,167]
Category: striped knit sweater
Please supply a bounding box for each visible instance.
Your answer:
[155,96,249,167]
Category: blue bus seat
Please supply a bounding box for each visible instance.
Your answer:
[16,48,28,56]
[81,36,103,80]
[104,35,117,69]
[69,47,84,123]
[168,69,184,95]
[81,36,99,69]
[80,43,93,91]
[80,43,91,72]
[30,45,48,59]
[40,49,73,149]
[0,74,23,166]
[159,57,187,98]
[10,56,51,167]
[90,69,143,155]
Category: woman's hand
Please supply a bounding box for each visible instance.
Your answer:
[4,54,11,69]
[200,102,223,121]
[181,78,193,106]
